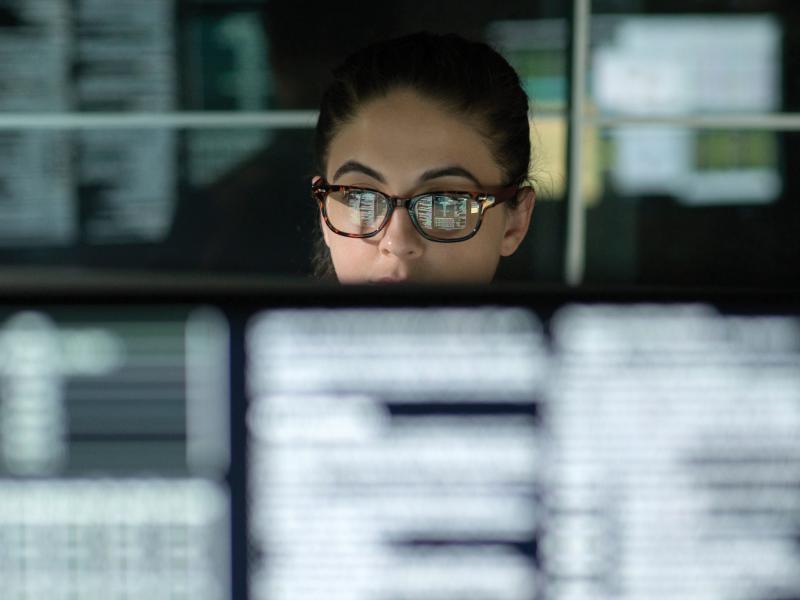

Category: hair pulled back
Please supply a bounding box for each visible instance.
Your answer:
[314,31,531,190]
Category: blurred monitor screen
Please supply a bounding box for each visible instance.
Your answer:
[0,305,230,598]
[1,288,799,599]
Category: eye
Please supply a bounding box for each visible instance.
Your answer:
[345,190,386,225]
[433,194,468,214]
[415,194,473,231]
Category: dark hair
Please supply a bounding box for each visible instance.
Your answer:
[312,31,532,279]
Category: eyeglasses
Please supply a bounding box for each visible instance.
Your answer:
[312,179,517,243]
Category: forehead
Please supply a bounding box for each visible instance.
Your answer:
[325,89,503,185]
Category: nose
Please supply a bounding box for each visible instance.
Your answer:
[378,208,425,259]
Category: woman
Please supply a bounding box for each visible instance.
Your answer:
[312,32,535,283]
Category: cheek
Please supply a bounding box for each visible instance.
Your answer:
[479,207,508,240]
[424,238,500,283]
[440,212,507,281]
[327,237,378,282]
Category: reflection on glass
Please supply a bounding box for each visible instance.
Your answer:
[603,126,781,205]
[591,15,781,115]
[590,15,782,207]
[585,128,798,287]
[581,11,797,286]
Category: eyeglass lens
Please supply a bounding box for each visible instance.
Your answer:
[325,188,482,240]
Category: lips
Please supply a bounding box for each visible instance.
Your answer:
[370,275,409,284]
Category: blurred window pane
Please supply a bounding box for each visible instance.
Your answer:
[591,1,800,113]
[584,1,800,288]
[584,127,800,287]
[590,14,781,115]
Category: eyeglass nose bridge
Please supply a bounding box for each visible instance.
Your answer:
[379,196,414,226]
[387,196,412,209]
[374,195,426,239]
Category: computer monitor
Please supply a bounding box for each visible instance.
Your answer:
[1,283,798,600]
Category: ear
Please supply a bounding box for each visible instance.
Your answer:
[500,187,536,256]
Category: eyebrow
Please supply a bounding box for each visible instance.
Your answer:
[332,160,386,183]
[418,166,481,187]
[332,161,482,187]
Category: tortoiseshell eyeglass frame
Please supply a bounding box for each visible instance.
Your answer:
[311,179,518,243]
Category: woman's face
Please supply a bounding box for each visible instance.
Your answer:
[320,88,534,284]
